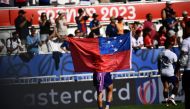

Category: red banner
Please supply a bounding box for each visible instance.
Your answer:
[1,1,190,27]
[0,9,10,26]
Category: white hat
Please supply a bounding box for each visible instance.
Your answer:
[168,30,175,37]
[182,11,188,16]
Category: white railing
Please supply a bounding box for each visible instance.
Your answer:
[0,70,162,85]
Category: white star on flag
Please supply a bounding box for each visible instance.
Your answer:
[107,41,111,44]
[119,40,123,43]
[113,48,118,52]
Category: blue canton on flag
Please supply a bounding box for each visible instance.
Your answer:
[99,32,131,55]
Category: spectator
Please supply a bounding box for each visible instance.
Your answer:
[75,8,89,36]
[74,29,83,38]
[39,12,51,42]
[161,1,175,27]
[26,26,42,54]
[143,13,157,43]
[167,30,177,46]
[6,31,23,55]
[0,0,10,7]
[14,0,27,8]
[39,0,50,6]
[106,16,118,37]
[116,16,124,35]
[143,28,153,48]
[130,21,142,38]
[39,12,51,53]
[60,34,74,53]
[47,27,62,53]
[0,39,6,54]
[89,13,102,38]
[180,11,190,39]
[132,29,144,49]
[47,27,62,70]
[15,10,33,44]
[157,26,167,46]
[165,11,179,33]
[55,11,68,39]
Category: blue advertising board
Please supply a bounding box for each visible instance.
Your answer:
[0,47,180,78]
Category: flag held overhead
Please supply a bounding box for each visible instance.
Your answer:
[69,32,132,73]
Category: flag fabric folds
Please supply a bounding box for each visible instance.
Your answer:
[69,32,132,73]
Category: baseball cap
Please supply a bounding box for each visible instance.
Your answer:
[18,10,26,14]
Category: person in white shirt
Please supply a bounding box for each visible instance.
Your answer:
[47,27,63,70]
[158,38,179,107]
[55,11,68,39]
[6,31,23,55]
[176,21,190,109]
[131,29,144,49]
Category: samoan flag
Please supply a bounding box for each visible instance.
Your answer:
[69,32,132,73]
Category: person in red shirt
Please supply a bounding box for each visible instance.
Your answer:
[157,26,167,46]
[143,28,153,48]
[143,13,157,43]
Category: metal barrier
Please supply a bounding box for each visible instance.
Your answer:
[0,70,162,85]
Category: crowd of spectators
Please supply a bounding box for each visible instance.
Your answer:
[0,1,189,55]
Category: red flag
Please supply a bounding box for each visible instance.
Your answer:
[69,33,131,72]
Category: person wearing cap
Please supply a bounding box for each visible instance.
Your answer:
[161,1,175,27]
[26,26,42,54]
[181,10,190,39]
[75,8,89,36]
[15,10,33,44]
[6,31,23,55]
[175,20,190,109]
[106,16,118,37]
[55,11,68,40]
[88,13,102,38]
[157,37,179,107]
[116,16,124,35]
